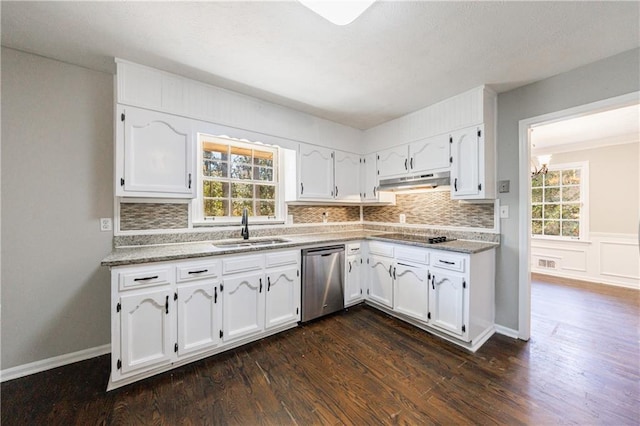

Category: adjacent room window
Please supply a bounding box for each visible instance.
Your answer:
[197,134,280,222]
[531,162,588,240]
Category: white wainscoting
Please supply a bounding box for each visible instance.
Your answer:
[531,232,639,289]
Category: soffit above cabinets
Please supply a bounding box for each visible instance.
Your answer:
[2,1,639,130]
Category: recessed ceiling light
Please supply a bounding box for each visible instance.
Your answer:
[299,0,376,26]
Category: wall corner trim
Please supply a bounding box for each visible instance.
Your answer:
[494,324,520,339]
[0,344,111,383]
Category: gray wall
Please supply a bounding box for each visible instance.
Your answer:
[495,48,640,330]
[1,48,114,369]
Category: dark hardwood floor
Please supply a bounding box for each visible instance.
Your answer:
[2,275,639,425]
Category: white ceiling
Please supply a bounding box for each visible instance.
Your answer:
[531,104,640,155]
[2,1,639,130]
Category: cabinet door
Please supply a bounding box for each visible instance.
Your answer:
[377,145,409,179]
[393,263,429,321]
[118,106,194,197]
[361,153,378,201]
[428,271,465,337]
[345,254,363,305]
[450,126,481,198]
[334,150,361,201]
[298,144,334,199]
[119,289,174,375]
[222,272,265,343]
[367,255,394,308]
[177,281,220,357]
[265,267,300,329]
[409,134,450,173]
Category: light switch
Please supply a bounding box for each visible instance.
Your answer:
[500,205,509,219]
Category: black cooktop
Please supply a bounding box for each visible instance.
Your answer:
[375,233,456,244]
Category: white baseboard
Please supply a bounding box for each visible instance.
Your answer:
[0,344,111,383]
[494,324,519,339]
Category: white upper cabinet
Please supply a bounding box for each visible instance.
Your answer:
[334,150,361,201]
[450,124,495,200]
[377,145,409,179]
[116,105,195,198]
[361,153,378,201]
[409,134,450,173]
[298,144,334,200]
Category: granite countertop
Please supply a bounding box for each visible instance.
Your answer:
[101,230,498,267]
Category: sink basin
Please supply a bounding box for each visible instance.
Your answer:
[212,238,290,248]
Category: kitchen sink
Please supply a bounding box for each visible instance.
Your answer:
[212,238,290,248]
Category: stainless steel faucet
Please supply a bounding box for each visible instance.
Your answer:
[240,207,249,240]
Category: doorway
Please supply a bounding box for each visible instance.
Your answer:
[517,91,639,340]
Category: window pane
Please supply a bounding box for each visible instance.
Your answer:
[544,187,560,203]
[232,182,253,199]
[532,220,543,235]
[531,173,543,188]
[203,180,229,198]
[256,184,276,200]
[230,146,252,164]
[203,160,227,178]
[254,167,274,181]
[562,221,580,237]
[202,142,228,161]
[563,186,580,202]
[562,204,580,220]
[257,200,276,216]
[231,200,253,216]
[254,150,273,167]
[230,164,252,180]
[532,204,543,219]
[545,204,560,219]
[543,220,560,236]
[562,169,580,185]
[204,199,229,217]
[544,171,560,186]
[532,188,543,203]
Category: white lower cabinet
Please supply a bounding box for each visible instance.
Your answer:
[119,289,175,376]
[393,262,429,322]
[177,281,221,356]
[345,243,364,306]
[265,266,300,329]
[428,271,465,337]
[222,271,265,343]
[366,254,394,308]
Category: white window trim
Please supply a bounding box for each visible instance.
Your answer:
[192,133,286,226]
[531,160,589,241]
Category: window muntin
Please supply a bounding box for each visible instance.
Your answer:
[531,164,586,239]
[200,136,278,220]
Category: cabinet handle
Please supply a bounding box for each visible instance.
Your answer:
[300,182,304,195]
[438,260,455,265]
[454,178,458,191]
[165,295,169,314]
[393,267,396,280]
[214,287,218,303]
[373,186,377,197]
[187,269,208,275]
[404,158,408,170]
[259,278,263,293]
[388,265,393,277]
[335,186,338,197]
[134,275,158,282]
[267,276,271,291]
[188,173,192,189]
[410,157,414,169]
[431,275,435,290]
[348,261,352,272]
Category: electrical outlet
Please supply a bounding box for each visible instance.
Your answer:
[498,180,510,193]
[399,214,406,223]
[499,206,509,219]
[100,218,113,231]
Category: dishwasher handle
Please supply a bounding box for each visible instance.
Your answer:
[302,245,345,256]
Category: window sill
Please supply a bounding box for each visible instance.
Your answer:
[193,220,286,228]
[531,236,592,244]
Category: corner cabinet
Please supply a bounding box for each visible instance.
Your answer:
[115,105,195,198]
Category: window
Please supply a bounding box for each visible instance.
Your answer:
[531,162,588,240]
[197,135,280,222]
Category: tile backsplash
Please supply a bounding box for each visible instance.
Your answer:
[120,203,189,231]
[287,205,361,224]
[363,191,495,229]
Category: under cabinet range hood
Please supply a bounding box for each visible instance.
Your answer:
[378,171,451,191]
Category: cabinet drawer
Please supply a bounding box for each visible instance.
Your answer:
[368,242,394,257]
[118,266,173,290]
[431,253,466,272]
[176,259,220,282]
[265,250,298,269]
[346,243,361,255]
[223,254,264,275]
[395,246,429,265]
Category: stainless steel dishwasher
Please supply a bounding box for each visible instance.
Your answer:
[301,245,345,322]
